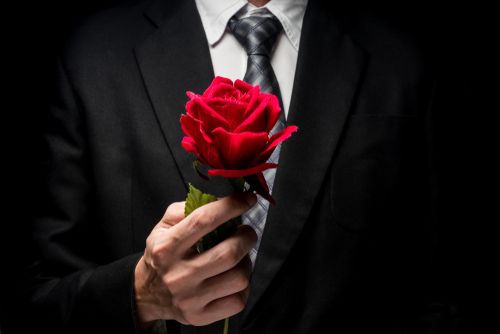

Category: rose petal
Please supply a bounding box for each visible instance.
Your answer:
[187,97,229,131]
[180,115,224,168]
[265,94,282,132]
[208,82,239,99]
[212,127,269,169]
[186,91,197,99]
[205,98,248,130]
[208,162,278,178]
[240,85,259,108]
[234,95,270,133]
[181,136,198,155]
[234,79,253,94]
[241,92,280,132]
[255,172,275,204]
[204,144,225,169]
[180,114,213,144]
[256,125,299,163]
[203,77,234,97]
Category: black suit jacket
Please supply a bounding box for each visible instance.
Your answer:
[25,0,456,333]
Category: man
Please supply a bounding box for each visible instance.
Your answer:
[26,0,457,333]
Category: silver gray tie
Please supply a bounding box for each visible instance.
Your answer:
[228,15,285,265]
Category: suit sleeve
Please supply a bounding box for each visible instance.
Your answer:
[27,59,144,333]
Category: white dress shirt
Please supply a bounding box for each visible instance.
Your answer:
[195,0,309,118]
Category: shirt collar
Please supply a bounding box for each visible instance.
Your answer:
[195,0,309,50]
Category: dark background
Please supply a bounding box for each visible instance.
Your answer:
[1,0,490,332]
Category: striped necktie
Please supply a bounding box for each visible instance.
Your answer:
[228,14,285,265]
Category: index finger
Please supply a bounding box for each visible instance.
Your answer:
[169,191,257,253]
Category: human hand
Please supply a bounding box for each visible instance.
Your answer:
[134,192,257,328]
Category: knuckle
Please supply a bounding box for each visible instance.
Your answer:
[184,313,205,327]
[149,234,180,266]
[150,245,166,267]
[170,295,182,310]
[197,209,217,228]
[172,299,197,325]
[184,262,198,275]
[214,245,239,266]
[189,208,217,233]
[175,264,196,284]
[163,265,194,294]
[230,294,246,314]
[164,202,185,221]
[145,240,155,262]
[164,233,181,250]
[164,202,177,218]
[173,296,194,313]
[233,271,250,291]
[183,261,199,277]
[150,243,162,258]
[163,274,182,293]
[146,234,154,250]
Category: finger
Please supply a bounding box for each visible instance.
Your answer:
[160,201,186,227]
[191,225,257,280]
[199,292,247,325]
[238,256,252,303]
[170,192,256,252]
[145,200,190,265]
[145,201,187,267]
[240,285,250,304]
[197,257,252,307]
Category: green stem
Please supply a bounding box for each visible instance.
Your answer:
[223,317,229,334]
[228,177,245,193]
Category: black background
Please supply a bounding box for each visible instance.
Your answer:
[1,0,490,332]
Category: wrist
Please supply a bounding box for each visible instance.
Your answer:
[134,256,172,324]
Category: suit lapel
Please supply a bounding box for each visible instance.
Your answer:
[135,0,234,195]
[242,1,367,324]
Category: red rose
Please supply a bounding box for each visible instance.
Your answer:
[180,77,298,181]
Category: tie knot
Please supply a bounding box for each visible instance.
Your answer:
[228,15,283,57]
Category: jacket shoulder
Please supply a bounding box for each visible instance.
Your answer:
[59,0,156,69]
[344,12,436,76]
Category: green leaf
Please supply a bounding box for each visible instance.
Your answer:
[184,183,217,217]
[184,183,237,254]
[228,177,245,192]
